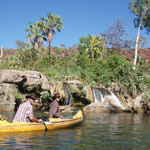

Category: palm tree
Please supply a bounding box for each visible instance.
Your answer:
[25,21,43,50]
[40,13,63,56]
[78,34,105,59]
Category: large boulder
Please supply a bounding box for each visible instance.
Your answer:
[83,102,110,112]
[132,92,150,113]
[0,70,25,84]
[0,70,50,91]
[48,79,65,98]
[64,80,91,104]
[0,70,50,110]
[83,97,123,113]
[85,87,94,103]
[0,83,18,110]
[24,71,50,91]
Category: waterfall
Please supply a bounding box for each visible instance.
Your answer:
[106,90,122,107]
[92,88,122,108]
[92,88,104,102]
[64,83,72,105]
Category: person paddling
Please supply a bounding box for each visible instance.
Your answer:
[13,93,42,123]
[49,93,65,119]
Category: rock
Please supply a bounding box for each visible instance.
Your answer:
[85,87,94,103]
[0,70,50,110]
[48,79,65,98]
[0,83,18,110]
[1,69,147,113]
[132,93,148,113]
[23,70,50,91]
[83,102,110,112]
[67,80,84,93]
[64,80,91,104]
[54,81,65,97]
[83,97,123,113]
[133,94,143,110]
[0,70,50,91]
[48,78,57,96]
[0,70,26,84]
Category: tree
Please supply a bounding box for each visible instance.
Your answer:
[61,44,65,49]
[136,36,147,48]
[142,13,150,33]
[101,19,133,50]
[16,40,26,49]
[78,34,105,59]
[25,21,43,50]
[0,46,3,60]
[129,0,150,69]
[40,13,63,56]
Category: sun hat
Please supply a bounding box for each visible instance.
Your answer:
[52,93,60,100]
[26,93,36,100]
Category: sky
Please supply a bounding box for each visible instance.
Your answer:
[0,0,149,49]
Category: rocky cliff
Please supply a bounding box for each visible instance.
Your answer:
[0,70,149,113]
[0,70,50,110]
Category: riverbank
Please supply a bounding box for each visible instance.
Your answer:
[0,69,150,114]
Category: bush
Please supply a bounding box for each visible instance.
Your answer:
[1,45,150,100]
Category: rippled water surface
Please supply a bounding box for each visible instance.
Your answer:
[1,111,150,150]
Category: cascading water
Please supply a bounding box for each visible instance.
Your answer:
[92,88,105,102]
[64,83,72,105]
[92,88,122,108]
[106,90,122,107]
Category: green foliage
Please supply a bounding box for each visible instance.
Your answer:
[1,47,40,70]
[76,83,84,91]
[1,43,150,100]
[15,93,26,102]
[129,0,150,32]
[40,12,63,55]
[40,91,51,103]
[16,40,27,49]
[52,47,61,54]
[142,92,150,101]
[25,21,43,50]
[78,34,105,59]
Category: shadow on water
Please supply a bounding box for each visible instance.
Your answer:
[0,126,83,150]
[1,110,150,149]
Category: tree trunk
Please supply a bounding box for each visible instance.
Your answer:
[133,16,143,70]
[48,41,51,57]
[34,42,39,50]
[0,46,3,59]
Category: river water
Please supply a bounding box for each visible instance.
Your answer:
[0,111,150,150]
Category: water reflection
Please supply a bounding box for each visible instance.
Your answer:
[0,111,150,149]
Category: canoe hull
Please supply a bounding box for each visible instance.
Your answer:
[0,110,83,133]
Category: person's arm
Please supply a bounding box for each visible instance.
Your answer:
[60,106,69,112]
[29,116,42,122]
[28,106,42,123]
[53,113,63,119]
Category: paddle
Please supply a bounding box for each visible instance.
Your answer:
[42,121,48,131]
[42,121,52,131]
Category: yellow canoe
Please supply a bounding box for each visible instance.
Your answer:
[0,110,83,133]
